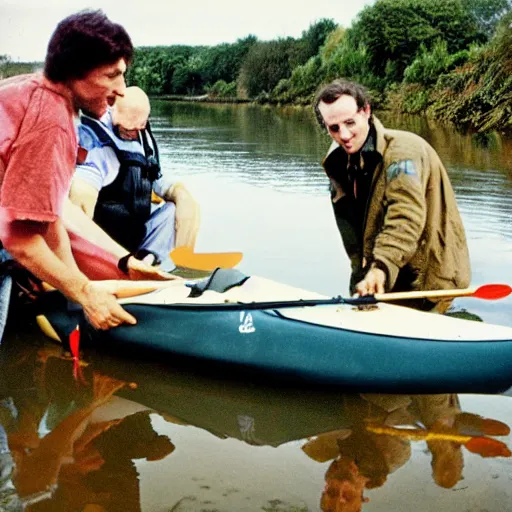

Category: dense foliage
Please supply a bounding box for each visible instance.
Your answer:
[465,0,512,37]
[125,19,335,98]
[3,0,511,133]
[427,12,512,132]
[349,0,485,83]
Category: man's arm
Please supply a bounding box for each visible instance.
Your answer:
[64,197,176,281]
[162,182,200,248]
[356,159,426,295]
[2,219,136,330]
[69,176,99,219]
[63,197,128,260]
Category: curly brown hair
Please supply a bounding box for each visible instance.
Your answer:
[44,10,133,83]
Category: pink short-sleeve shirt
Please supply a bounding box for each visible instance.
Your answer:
[0,73,77,223]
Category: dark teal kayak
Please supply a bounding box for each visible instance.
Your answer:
[35,273,512,394]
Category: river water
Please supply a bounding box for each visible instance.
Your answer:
[0,102,511,511]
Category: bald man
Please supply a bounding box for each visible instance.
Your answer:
[70,87,200,272]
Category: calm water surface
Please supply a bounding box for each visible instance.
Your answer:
[0,102,511,511]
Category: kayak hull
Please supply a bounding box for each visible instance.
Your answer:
[107,305,512,393]
[37,298,512,394]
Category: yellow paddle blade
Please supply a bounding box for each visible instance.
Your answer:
[365,424,471,443]
[170,246,243,271]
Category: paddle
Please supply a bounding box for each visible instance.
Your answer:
[170,246,243,271]
[109,281,512,306]
[365,423,512,457]
[372,284,512,302]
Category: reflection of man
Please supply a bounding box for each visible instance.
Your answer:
[303,394,465,511]
[0,10,138,331]
[71,86,200,271]
[314,79,470,312]
[0,346,176,511]
[320,455,370,512]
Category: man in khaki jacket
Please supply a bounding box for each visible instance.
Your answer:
[314,79,470,312]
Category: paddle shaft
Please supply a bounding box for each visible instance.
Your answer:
[374,287,478,301]
[113,283,509,306]
[366,424,473,443]
[118,295,371,309]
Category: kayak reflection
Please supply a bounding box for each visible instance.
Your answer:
[0,338,510,511]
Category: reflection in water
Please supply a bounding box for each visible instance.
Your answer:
[304,394,510,511]
[0,341,176,511]
[0,337,510,511]
[151,101,330,194]
[151,102,512,202]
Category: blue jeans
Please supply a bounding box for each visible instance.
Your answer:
[140,202,176,272]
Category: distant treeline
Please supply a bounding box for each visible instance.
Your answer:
[2,0,511,134]
[0,57,40,78]
[125,0,512,134]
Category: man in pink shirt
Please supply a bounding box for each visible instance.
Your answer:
[0,10,154,331]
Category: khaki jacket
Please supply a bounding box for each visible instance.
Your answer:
[323,117,470,295]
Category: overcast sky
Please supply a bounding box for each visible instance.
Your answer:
[1,0,374,61]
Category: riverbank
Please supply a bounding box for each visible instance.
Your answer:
[153,93,512,141]
[154,94,251,104]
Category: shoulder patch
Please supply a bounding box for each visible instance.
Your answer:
[386,160,417,181]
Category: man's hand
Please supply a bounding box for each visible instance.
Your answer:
[355,267,386,296]
[126,255,181,281]
[80,282,137,330]
[167,183,200,248]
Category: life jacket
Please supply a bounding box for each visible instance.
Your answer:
[79,115,162,252]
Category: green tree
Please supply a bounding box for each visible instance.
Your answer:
[403,39,470,86]
[272,56,324,103]
[201,36,257,86]
[320,27,346,61]
[238,39,298,97]
[299,19,337,60]
[349,0,485,83]
[428,12,512,132]
[465,0,512,37]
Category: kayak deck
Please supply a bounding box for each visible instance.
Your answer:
[119,276,512,342]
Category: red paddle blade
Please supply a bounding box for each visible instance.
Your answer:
[473,284,512,300]
[464,437,512,457]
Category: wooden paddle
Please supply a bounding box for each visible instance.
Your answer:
[371,284,512,302]
[365,423,512,457]
[170,246,243,271]
[109,281,512,304]
[224,283,512,309]
[93,279,185,299]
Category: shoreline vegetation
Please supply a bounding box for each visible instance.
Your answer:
[156,94,251,104]
[2,0,511,135]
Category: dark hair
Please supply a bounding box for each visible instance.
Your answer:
[44,10,133,82]
[313,79,371,127]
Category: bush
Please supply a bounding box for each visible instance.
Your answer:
[206,80,237,98]
[427,12,512,132]
[404,40,470,86]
